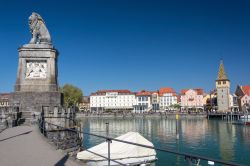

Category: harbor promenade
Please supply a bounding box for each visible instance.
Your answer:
[76,112,208,119]
[0,126,81,166]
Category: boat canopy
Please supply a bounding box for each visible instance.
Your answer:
[77,132,157,165]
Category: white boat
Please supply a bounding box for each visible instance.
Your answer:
[240,115,250,119]
[77,132,157,166]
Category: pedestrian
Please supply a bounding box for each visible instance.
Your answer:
[5,119,8,128]
[33,112,36,119]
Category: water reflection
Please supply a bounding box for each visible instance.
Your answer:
[181,119,207,148]
[79,117,250,165]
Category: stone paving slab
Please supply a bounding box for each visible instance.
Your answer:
[0,126,81,166]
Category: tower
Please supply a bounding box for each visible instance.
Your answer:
[216,60,230,112]
[10,12,62,114]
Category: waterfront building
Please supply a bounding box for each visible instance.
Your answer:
[159,87,178,111]
[235,85,250,111]
[0,93,10,109]
[151,91,160,111]
[203,90,217,111]
[134,90,153,113]
[90,90,135,112]
[177,95,181,105]
[78,96,90,112]
[203,91,238,112]
[180,89,204,112]
[216,60,231,112]
[229,94,239,112]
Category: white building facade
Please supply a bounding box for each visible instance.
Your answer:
[0,93,10,109]
[134,90,153,113]
[90,90,135,112]
[159,88,178,110]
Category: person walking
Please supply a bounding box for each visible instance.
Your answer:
[5,119,8,128]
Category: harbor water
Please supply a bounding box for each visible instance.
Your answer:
[79,117,250,165]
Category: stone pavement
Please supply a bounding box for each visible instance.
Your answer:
[0,126,82,166]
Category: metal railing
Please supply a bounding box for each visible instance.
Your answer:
[38,119,246,166]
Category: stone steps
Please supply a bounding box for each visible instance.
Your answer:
[17,112,34,126]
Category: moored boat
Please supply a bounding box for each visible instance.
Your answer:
[233,118,250,126]
[77,132,157,166]
[240,115,250,119]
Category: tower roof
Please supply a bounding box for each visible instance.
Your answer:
[217,60,229,80]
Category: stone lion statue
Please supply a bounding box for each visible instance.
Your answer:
[29,12,51,44]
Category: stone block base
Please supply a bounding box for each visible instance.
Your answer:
[10,92,63,113]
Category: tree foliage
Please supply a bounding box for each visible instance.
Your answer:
[171,104,181,110]
[61,84,83,107]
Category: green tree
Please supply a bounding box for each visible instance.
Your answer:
[171,104,181,110]
[61,84,83,107]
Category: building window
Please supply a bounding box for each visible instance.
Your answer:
[218,81,221,85]
[223,81,226,84]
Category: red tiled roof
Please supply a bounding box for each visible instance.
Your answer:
[136,90,153,96]
[91,90,134,96]
[180,89,189,95]
[97,90,131,93]
[0,93,10,99]
[159,87,176,96]
[194,88,204,95]
[242,86,250,96]
[180,89,204,95]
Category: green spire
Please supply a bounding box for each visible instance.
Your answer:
[217,60,228,80]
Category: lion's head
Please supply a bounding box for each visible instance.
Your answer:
[28,12,44,31]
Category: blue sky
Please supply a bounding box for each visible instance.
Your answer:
[0,0,249,95]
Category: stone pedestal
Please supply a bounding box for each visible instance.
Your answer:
[15,44,59,92]
[10,44,63,113]
[11,92,62,112]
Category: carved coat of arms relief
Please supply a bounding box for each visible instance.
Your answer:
[25,62,47,79]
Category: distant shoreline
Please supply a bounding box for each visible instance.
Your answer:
[76,112,207,119]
